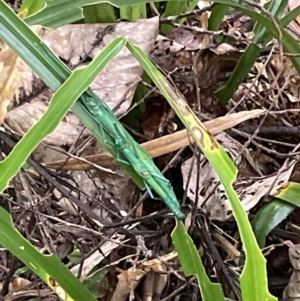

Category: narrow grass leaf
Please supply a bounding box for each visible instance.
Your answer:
[0,37,126,192]
[0,207,97,301]
[214,0,289,103]
[172,221,225,301]
[127,41,277,301]
[252,199,295,248]
[120,4,147,20]
[0,2,145,188]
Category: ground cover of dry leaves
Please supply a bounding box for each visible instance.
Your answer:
[1,1,300,300]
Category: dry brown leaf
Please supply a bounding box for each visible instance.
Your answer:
[42,18,158,116]
[42,109,264,171]
[0,43,27,125]
[182,140,296,221]
[283,243,300,301]
[71,233,130,280]
[0,26,43,125]
[5,100,87,145]
[142,265,168,301]
[111,252,177,301]
[165,27,206,50]
[8,277,32,292]
[6,18,159,146]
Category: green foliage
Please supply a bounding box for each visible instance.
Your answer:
[252,182,300,247]
[0,19,127,191]
[78,91,184,219]
[120,4,147,20]
[83,3,117,23]
[252,199,295,248]
[19,0,46,18]
[0,207,97,301]
[1,0,300,300]
[127,40,276,301]
[211,0,300,103]
[172,221,225,301]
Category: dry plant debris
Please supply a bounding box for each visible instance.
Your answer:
[1,1,300,300]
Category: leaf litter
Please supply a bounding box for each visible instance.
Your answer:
[1,2,300,300]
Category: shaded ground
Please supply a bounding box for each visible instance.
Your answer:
[1,1,300,300]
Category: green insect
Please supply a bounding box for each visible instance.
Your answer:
[79,89,185,220]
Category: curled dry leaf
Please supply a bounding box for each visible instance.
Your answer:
[6,17,159,145]
[111,252,177,301]
[283,243,300,301]
[43,109,265,171]
[182,134,296,221]
[0,40,27,125]
[6,100,87,145]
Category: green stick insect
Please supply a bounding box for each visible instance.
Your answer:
[79,89,185,220]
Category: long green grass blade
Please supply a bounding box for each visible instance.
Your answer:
[127,41,277,301]
[172,221,225,301]
[209,0,300,103]
[0,1,184,218]
[0,207,97,301]
[0,35,126,191]
[252,199,295,248]
[0,1,144,189]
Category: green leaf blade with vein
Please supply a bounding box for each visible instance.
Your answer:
[19,0,47,18]
[208,0,300,103]
[0,1,144,189]
[126,41,277,301]
[252,199,295,248]
[0,206,98,301]
[172,221,225,301]
[0,1,184,219]
[0,36,126,192]
[252,182,300,247]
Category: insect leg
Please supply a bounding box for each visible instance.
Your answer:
[143,180,156,199]
[151,173,170,182]
[115,147,131,166]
